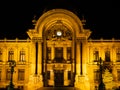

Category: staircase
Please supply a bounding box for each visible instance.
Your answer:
[37,87,80,90]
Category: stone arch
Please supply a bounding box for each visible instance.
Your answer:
[35,9,84,38]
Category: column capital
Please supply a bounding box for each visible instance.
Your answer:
[76,37,86,42]
[32,37,43,42]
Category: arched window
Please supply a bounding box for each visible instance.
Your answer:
[8,49,14,61]
[93,49,99,62]
[105,49,110,62]
[19,49,26,62]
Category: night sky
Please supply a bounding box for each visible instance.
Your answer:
[0,0,119,39]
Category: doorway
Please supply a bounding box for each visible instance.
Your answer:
[54,70,64,87]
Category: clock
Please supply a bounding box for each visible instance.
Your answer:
[56,31,62,36]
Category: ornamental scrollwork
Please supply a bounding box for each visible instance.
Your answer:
[45,21,72,40]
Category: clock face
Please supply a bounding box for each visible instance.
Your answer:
[56,31,62,36]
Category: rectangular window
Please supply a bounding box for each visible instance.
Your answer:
[8,51,14,61]
[68,71,71,80]
[93,51,99,62]
[116,49,120,62]
[105,50,110,62]
[47,71,50,79]
[0,69,1,81]
[67,47,71,60]
[94,69,100,82]
[117,69,120,81]
[20,51,26,62]
[55,47,63,63]
[0,51,2,61]
[47,47,51,60]
[18,69,25,81]
[6,69,11,80]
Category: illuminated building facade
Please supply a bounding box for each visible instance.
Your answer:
[0,9,120,90]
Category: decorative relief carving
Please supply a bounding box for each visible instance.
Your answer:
[32,37,43,42]
[45,20,72,40]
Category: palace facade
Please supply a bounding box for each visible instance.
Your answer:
[0,9,120,90]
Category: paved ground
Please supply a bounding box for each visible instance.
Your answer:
[37,87,80,90]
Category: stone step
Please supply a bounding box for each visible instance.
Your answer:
[37,87,80,90]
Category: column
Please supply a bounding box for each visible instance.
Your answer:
[64,70,69,86]
[35,42,38,74]
[38,42,42,74]
[76,41,81,75]
[32,42,36,74]
[63,46,67,61]
[49,70,54,86]
[51,45,54,60]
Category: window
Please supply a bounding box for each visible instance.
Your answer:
[47,47,51,60]
[18,69,25,81]
[8,50,14,61]
[67,47,71,60]
[6,69,11,80]
[20,50,26,62]
[47,71,50,79]
[0,50,2,61]
[0,69,1,81]
[105,50,110,62]
[93,50,99,62]
[18,86,24,90]
[55,47,63,63]
[68,71,71,80]
[116,48,120,62]
[94,69,100,82]
[117,69,120,81]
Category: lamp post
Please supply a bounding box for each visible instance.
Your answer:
[98,57,105,90]
[7,60,16,90]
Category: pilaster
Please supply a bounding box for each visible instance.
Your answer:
[64,70,69,86]
[74,38,90,90]
[51,45,55,60]
[28,38,43,90]
[48,70,54,86]
[63,45,67,60]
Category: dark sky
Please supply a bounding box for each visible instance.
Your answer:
[0,0,119,39]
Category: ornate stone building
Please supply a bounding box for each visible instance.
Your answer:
[0,9,120,90]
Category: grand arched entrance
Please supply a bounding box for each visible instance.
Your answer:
[27,8,91,89]
[43,20,75,87]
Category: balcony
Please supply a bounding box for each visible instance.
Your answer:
[47,59,71,64]
[17,61,27,65]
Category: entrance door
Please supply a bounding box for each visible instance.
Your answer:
[54,70,64,87]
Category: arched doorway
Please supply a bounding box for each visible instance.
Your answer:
[43,20,75,87]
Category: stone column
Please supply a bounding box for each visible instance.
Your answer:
[33,41,43,88]
[32,42,36,74]
[38,42,42,74]
[51,45,55,60]
[64,70,69,86]
[63,46,67,61]
[76,41,81,75]
[49,70,54,86]
[28,41,44,90]
[75,40,90,90]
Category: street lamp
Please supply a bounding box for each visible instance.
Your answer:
[7,60,16,90]
[98,57,105,90]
